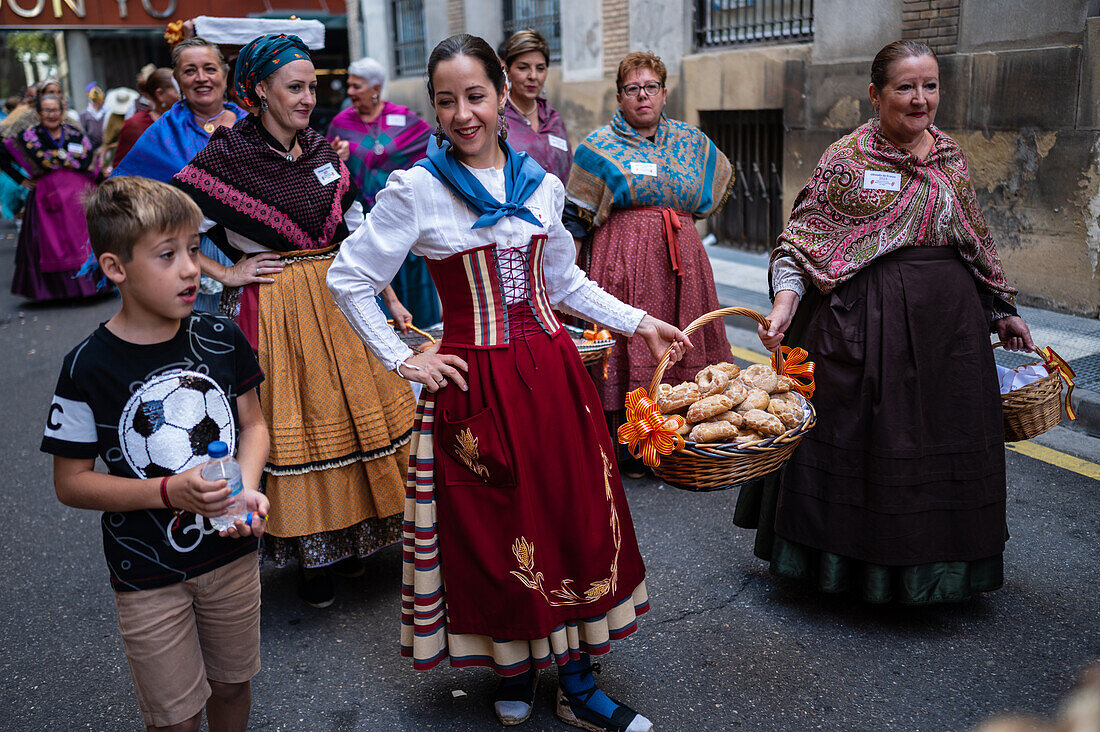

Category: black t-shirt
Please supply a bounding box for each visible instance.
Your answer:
[41,314,264,591]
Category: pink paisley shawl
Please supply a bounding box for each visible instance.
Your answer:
[773,121,1016,306]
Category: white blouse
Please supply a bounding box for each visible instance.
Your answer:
[327,164,646,371]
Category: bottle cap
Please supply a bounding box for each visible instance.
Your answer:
[207,441,229,459]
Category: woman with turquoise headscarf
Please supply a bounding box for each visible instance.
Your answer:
[113,36,276,313]
[173,33,415,610]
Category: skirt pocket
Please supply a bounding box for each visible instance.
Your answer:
[437,406,516,487]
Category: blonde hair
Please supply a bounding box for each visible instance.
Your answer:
[85,177,202,261]
[502,29,550,67]
[616,51,666,90]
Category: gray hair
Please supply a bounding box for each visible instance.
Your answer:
[347,57,386,87]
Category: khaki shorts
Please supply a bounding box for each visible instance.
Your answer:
[113,552,261,728]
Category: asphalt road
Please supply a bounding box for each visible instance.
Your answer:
[1,227,1097,731]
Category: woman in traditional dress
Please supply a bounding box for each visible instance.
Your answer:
[328,33,691,732]
[1,94,98,301]
[113,68,179,165]
[500,29,573,184]
[563,51,732,477]
[114,38,271,314]
[740,40,1034,605]
[172,33,415,609]
[78,83,106,150]
[326,56,434,328]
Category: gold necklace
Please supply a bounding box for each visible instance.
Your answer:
[196,109,225,134]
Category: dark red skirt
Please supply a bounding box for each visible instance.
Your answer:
[585,208,730,411]
[429,306,646,639]
[775,247,1007,565]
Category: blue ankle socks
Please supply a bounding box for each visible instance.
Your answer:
[559,656,620,721]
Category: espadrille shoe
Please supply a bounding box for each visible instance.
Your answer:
[492,669,540,725]
[555,688,653,732]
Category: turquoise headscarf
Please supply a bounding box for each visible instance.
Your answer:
[235,34,311,105]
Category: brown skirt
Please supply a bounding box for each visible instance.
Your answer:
[256,249,414,540]
[585,208,730,411]
[775,247,1007,566]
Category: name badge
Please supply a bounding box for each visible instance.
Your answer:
[66,142,85,155]
[313,163,340,185]
[862,170,902,191]
[547,134,568,151]
[385,114,406,127]
[629,161,657,177]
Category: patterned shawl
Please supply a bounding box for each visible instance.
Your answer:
[7,123,94,179]
[172,114,359,253]
[111,100,246,182]
[325,101,430,209]
[504,96,573,184]
[773,120,1016,304]
[565,110,732,229]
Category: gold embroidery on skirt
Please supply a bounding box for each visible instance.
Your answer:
[454,427,490,480]
[510,449,621,606]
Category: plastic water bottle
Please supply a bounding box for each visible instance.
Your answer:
[202,441,248,531]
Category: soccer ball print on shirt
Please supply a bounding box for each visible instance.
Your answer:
[119,370,235,478]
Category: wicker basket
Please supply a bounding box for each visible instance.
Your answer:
[995,341,1063,442]
[647,307,817,492]
[567,325,615,367]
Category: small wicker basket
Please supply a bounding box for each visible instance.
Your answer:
[647,307,817,492]
[567,325,615,368]
[995,341,1063,442]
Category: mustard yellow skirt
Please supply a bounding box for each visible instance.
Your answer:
[254,249,414,567]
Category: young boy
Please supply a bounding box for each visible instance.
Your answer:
[41,177,270,732]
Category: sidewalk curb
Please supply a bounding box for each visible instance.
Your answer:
[716,291,1100,439]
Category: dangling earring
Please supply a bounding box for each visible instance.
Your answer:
[371,94,379,103]
[497,107,508,141]
[434,121,445,146]
[259,96,269,116]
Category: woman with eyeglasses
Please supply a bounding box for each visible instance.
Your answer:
[564,51,733,478]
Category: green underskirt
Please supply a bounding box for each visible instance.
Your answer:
[733,473,1003,605]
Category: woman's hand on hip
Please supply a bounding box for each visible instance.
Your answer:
[635,314,693,364]
[398,343,469,392]
[995,315,1035,352]
[759,291,800,351]
[221,252,285,287]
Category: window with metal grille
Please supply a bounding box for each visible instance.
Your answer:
[699,109,785,252]
[695,0,813,49]
[503,0,562,63]
[391,0,427,77]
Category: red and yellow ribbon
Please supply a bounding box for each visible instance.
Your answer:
[617,387,685,468]
[583,325,611,341]
[1038,346,1077,420]
[771,346,816,399]
[164,20,185,46]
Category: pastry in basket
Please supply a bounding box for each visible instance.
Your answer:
[663,417,692,437]
[734,427,763,443]
[689,420,739,443]
[735,388,770,414]
[694,365,731,397]
[723,380,749,407]
[706,410,744,427]
[740,363,779,394]
[656,382,700,414]
[713,362,741,380]
[743,408,785,436]
[686,394,734,422]
[774,374,795,393]
[768,398,803,430]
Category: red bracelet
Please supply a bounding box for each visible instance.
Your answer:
[159,476,173,509]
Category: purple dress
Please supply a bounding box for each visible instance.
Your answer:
[1,124,98,301]
[504,97,573,184]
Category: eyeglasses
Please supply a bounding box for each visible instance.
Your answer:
[620,82,664,98]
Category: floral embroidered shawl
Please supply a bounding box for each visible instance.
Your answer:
[773,120,1017,305]
[565,111,732,229]
[6,123,94,179]
[325,101,431,210]
[172,114,359,253]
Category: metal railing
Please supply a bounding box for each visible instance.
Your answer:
[391,0,427,77]
[695,0,813,49]
[502,0,562,62]
[700,109,785,252]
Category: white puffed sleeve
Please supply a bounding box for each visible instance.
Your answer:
[540,177,646,335]
[344,200,364,233]
[327,170,420,371]
[770,254,809,299]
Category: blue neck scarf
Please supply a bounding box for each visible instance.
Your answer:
[111,100,245,182]
[416,136,545,229]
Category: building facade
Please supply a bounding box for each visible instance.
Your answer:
[356,0,1099,316]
